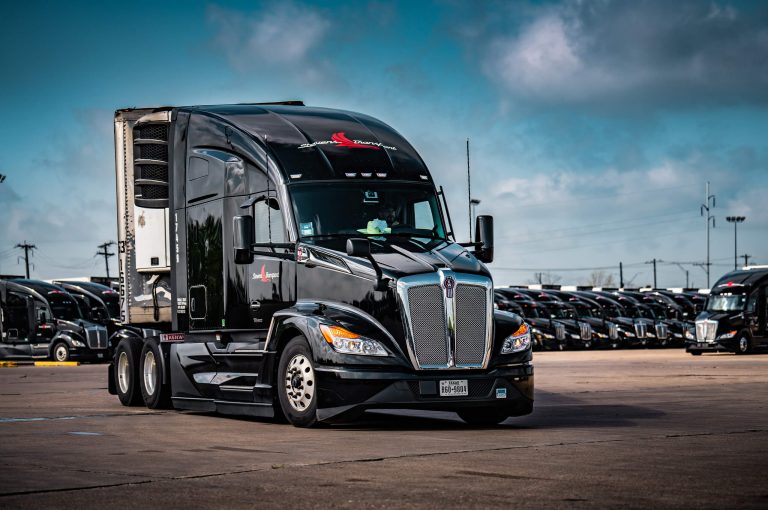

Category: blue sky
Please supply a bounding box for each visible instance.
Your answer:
[1,0,766,288]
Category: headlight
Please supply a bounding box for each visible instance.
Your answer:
[617,328,635,338]
[71,339,86,348]
[320,325,388,356]
[596,333,607,338]
[685,329,695,340]
[502,323,531,354]
[716,330,737,340]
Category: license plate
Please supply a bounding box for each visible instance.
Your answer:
[439,379,468,397]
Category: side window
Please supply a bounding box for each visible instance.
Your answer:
[746,294,757,313]
[254,197,286,244]
[413,201,435,230]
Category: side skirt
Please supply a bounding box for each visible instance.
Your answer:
[172,396,275,418]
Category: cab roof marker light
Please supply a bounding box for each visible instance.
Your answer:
[345,172,357,178]
[376,173,387,178]
[419,174,428,180]
[361,172,373,178]
[290,173,302,179]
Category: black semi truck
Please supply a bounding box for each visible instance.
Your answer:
[109,102,533,427]
[688,267,768,355]
[0,280,42,359]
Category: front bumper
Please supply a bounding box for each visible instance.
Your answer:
[313,363,534,422]
[686,339,736,353]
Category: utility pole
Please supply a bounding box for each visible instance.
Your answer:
[96,241,116,279]
[466,139,472,240]
[725,216,745,270]
[645,259,660,288]
[742,254,751,267]
[15,241,36,278]
[619,262,624,288]
[700,181,716,287]
[0,173,6,183]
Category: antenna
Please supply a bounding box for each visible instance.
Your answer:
[466,138,472,241]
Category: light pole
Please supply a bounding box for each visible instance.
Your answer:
[726,216,746,270]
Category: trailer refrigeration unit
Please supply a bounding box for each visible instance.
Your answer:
[109,102,533,427]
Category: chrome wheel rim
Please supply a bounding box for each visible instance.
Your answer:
[55,345,67,361]
[739,337,748,353]
[285,353,315,412]
[143,351,156,396]
[117,351,130,394]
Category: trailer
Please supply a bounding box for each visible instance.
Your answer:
[109,102,533,427]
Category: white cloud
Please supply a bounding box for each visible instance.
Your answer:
[207,2,330,71]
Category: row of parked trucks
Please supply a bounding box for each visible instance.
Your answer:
[0,279,148,362]
[493,268,768,356]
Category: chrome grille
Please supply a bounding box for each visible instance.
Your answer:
[696,320,717,343]
[85,326,108,349]
[579,323,592,340]
[608,323,618,340]
[406,285,449,367]
[454,285,488,366]
[634,322,647,338]
[555,323,566,341]
[655,323,668,340]
[398,270,492,370]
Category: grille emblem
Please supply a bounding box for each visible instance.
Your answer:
[442,276,456,298]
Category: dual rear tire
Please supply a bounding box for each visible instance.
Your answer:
[114,338,170,409]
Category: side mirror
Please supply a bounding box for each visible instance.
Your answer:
[346,238,371,258]
[474,215,494,263]
[233,215,254,264]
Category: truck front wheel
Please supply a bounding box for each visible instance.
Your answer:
[277,336,318,428]
[140,340,171,409]
[52,342,70,362]
[114,338,143,406]
[735,335,751,355]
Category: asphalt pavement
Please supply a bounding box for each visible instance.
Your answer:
[0,350,766,509]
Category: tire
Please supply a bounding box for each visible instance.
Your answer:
[277,336,319,428]
[610,340,621,350]
[457,407,510,426]
[557,343,566,351]
[735,335,751,355]
[114,338,143,406]
[139,340,171,409]
[582,341,592,350]
[52,342,70,362]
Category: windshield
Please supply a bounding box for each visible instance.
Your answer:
[518,302,541,318]
[548,306,576,320]
[571,302,594,317]
[291,183,447,240]
[707,294,746,312]
[47,292,81,321]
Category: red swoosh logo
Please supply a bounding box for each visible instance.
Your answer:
[331,132,380,150]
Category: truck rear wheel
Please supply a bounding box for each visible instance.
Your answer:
[277,336,318,428]
[140,340,171,409]
[115,338,143,406]
[457,407,509,426]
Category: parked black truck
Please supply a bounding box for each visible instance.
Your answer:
[688,267,768,355]
[494,289,567,350]
[109,103,533,427]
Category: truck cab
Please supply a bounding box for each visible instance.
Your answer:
[0,280,44,359]
[688,267,768,355]
[109,103,533,426]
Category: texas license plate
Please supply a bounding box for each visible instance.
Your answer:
[439,379,468,397]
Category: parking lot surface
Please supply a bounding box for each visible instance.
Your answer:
[0,350,766,509]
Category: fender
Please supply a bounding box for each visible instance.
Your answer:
[48,332,82,357]
[109,327,142,351]
[492,310,533,366]
[267,300,411,369]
